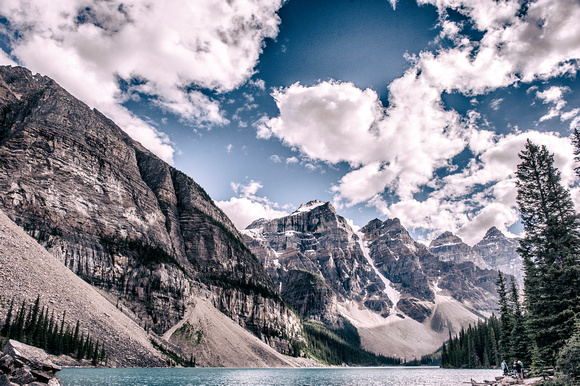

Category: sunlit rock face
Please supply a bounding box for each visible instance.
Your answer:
[243,200,392,326]
[429,231,480,264]
[0,65,301,352]
[245,202,501,326]
[473,226,523,288]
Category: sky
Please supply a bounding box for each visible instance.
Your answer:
[1,0,580,245]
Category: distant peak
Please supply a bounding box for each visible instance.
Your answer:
[434,231,455,240]
[293,200,329,214]
[483,226,504,240]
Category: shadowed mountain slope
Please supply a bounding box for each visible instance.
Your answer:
[0,65,301,358]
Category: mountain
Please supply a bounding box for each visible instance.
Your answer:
[473,226,523,287]
[429,227,523,288]
[428,231,481,265]
[243,201,501,359]
[0,207,165,367]
[0,65,302,364]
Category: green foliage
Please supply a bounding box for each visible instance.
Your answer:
[0,296,106,365]
[405,352,441,366]
[174,322,203,345]
[496,272,512,359]
[515,140,580,368]
[552,317,580,385]
[149,338,195,367]
[441,315,501,369]
[301,319,401,366]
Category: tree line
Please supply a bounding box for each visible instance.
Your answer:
[442,135,580,384]
[301,319,402,366]
[1,296,107,366]
[441,315,501,368]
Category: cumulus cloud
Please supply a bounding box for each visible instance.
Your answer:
[0,0,283,163]
[259,0,580,244]
[217,180,288,229]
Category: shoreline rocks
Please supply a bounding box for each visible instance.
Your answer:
[0,340,62,385]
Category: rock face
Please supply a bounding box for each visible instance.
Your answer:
[0,206,167,367]
[244,202,500,325]
[1,340,62,385]
[361,219,499,321]
[0,65,301,354]
[242,200,391,326]
[429,227,523,288]
[429,231,480,265]
[473,227,523,287]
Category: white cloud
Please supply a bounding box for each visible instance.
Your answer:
[536,86,570,122]
[259,0,580,245]
[217,180,288,229]
[286,156,299,164]
[0,50,16,66]
[0,0,284,163]
[270,154,282,163]
[490,98,503,111]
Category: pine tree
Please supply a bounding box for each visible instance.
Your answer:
[496,272,512,360]
[516,139,580,367]
[508,280,530,364]
[1,299,14,337]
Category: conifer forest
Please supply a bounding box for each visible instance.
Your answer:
[441,134,580,385]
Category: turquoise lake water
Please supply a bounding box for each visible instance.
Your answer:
[59,366,502,385]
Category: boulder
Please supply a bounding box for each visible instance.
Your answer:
[2,340,61,373]
[0,340,62,385]
[0,374,14,386]
[0,355,14,373]
[10,367,36,385]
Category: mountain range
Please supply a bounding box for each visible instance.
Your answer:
[243,200,521,358]
[0,66,522,364]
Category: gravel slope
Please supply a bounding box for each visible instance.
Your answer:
[0,208,165,367]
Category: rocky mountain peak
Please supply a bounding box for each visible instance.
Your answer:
[429,231,463,247]
[428,230,485,267]
[293,199,329,214]
[0,65,301,358]
[482,226,504,240]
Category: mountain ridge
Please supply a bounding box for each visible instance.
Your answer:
[0,65,302,362]
[243,200,519,359]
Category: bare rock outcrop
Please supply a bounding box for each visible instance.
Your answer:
[243,200,390,325]
[0,65,300,355]
[0,340,62,385]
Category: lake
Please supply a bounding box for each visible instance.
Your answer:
[59,366,502,385]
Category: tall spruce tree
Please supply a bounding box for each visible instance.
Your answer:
[496,271,512,360]
[508,280,530,364]
[516,139,580,367]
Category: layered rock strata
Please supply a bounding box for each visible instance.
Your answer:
[243,201,391,326]
[0,66,301,352]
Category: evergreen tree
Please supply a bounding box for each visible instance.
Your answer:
[516,139,580,367]
[496,272,512,360]
[509,280,530,364]
[1,299,14,337]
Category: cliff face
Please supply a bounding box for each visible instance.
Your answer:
[0,66,301,352]
[244,202,500,325]
[242,200,391,325]
[473,226,523,287]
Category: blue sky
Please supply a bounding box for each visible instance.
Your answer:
[1,0,579,245]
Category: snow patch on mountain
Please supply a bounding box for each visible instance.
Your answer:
[356,231,400,313]
[293,199,326,214]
